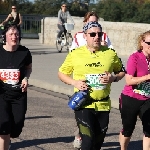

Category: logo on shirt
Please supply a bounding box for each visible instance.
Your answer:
[85,62,103,67]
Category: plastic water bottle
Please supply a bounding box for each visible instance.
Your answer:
[68,90,88,110]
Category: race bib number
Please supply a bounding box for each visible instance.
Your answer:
[133,81,150,97]
[85,73,106,90]
[0,69,20,85]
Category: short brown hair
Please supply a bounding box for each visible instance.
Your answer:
[137,30,150,50]
[83,11,99,23]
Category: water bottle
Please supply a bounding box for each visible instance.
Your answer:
[68,90,88,110]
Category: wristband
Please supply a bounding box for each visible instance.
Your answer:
[113,76,118,82]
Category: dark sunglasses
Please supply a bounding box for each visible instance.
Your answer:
[62,6,67,7]
[87,32,103,37]
[12,8,16,9]
[144,41,150,45]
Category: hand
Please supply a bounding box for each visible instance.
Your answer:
[0,23,3,26]
[21,78,28,92]
[72,80,88,91]
[99,71,115,84]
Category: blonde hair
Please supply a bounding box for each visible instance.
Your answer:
[137,30,150,50]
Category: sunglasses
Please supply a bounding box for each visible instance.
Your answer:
[144,41,150,45]
[87,32,103,37]
[12,8,16,9]
[62,6,67,7]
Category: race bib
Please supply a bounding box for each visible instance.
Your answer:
[85,73,106,90]
[133,81,150,97]
[0,69,20,85]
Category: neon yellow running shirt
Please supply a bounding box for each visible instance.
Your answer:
[59,46,123,111]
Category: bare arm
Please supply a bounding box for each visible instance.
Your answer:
[125,74,150,86]
[58,71,74,85]
[1,14,11,25]
[100,71,125,84]
[21,63,32,92]
[18,13,22,26]
[58,71,88,90]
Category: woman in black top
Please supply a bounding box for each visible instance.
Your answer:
[0,5,22,38]
[0,24,32,150]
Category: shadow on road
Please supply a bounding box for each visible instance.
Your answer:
[102,140,142,150]
[11,136,74,149]
[25,116,53,120]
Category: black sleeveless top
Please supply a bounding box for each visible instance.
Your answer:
[9,13,20,27]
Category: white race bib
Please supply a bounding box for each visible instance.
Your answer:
[0,69,20,85]
[133,81,150,97]
[85,73,106,90]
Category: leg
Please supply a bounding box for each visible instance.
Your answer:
[57,24,65,39]
[73,127,82,149]
[75,108,96,150]
[119,94,144,150]
[0,94,11,150]
[10,92,27,138]
[119,132,131,150]
[73,117,82,149]
[140,100,150,150]
[143,135,150,150]
[94,111,110,150]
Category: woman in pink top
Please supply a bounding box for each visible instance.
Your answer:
[119,30,150,150]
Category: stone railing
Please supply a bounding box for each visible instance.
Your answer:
[39,17,150,55]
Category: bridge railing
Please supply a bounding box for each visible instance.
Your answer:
[0,14,48,39]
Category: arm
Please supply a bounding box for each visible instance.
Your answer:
[21,63,32,92]
[24,63,32,79]
[58,71,88,90]
[58,53,88,90]
[18,13,22,26]
[124,54,150,85]
[58,10,62,24]
[100,54,126,84]
[67,11,74,24]
[1,14,11,25]
[58,71,74,85]
[125,74,149,86]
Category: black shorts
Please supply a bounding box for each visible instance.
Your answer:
[0,92,27,138]
[120,93,150,137]
[75,108,110,150]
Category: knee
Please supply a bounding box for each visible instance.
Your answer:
[0,121,10,135]
[144,131,150,137]
[121,129,133,137]
[81,135,93,150]
[10,121,24,138]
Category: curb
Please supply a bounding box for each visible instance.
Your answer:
[29,79,119,110]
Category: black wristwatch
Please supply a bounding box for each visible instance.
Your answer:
[113,76,118,82]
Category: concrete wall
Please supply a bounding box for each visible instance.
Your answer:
[39,17,150,55]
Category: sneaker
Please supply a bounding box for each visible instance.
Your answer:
[57,38,61,44]
[73,136,82,149]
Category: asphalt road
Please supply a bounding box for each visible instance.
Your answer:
[10,87,143,150]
